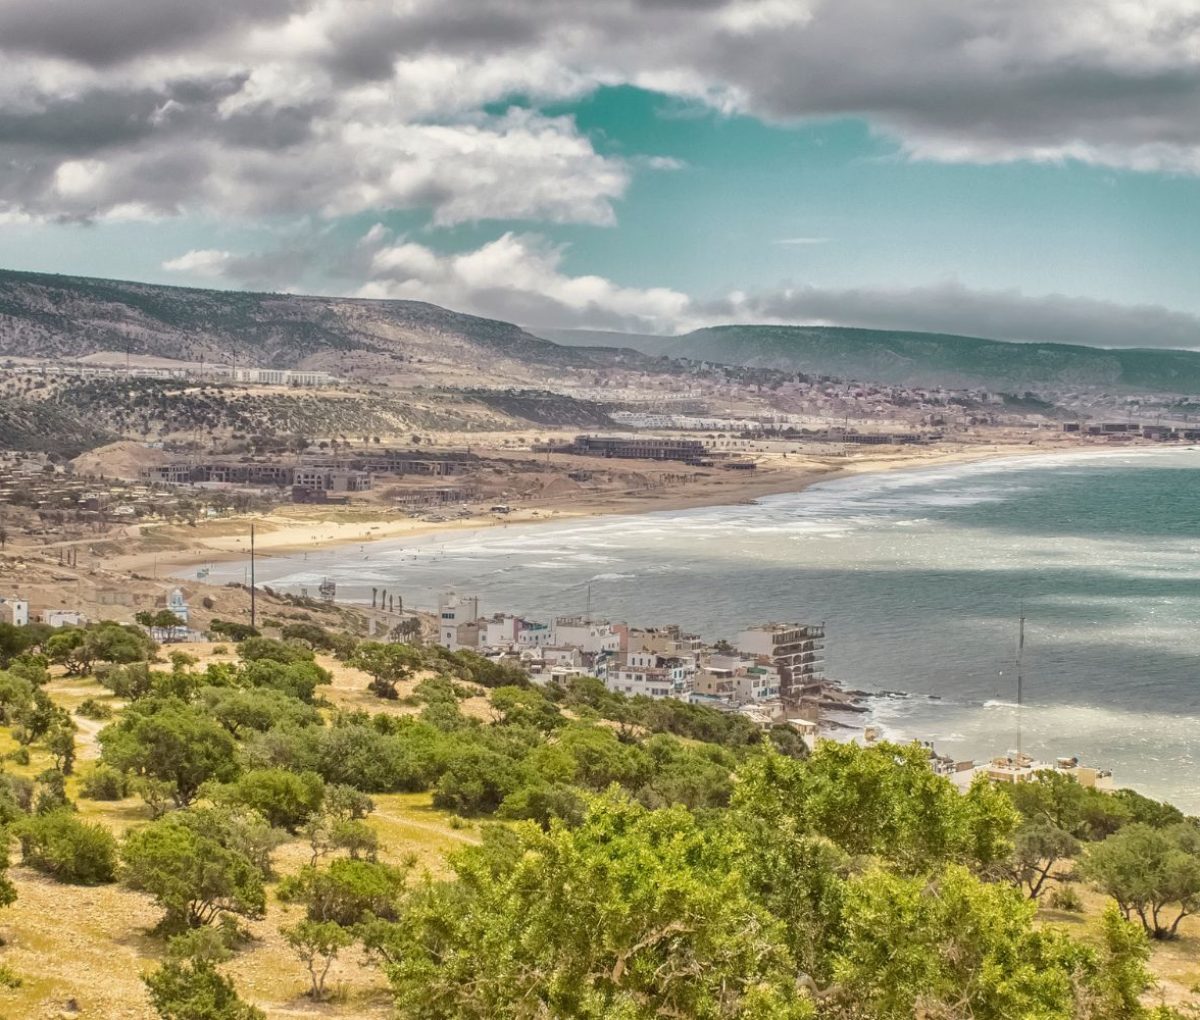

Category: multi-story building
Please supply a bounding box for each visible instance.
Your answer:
[438,592,480,651]
[606,651,694,700]
[0,596,28,627]
[736,623,825,703]
[552,616,622,655]
[560,435,712,465]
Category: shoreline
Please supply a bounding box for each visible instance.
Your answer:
[124,439,1150,579]
[128,440,1070,577]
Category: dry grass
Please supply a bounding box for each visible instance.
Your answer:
[0,644,490,1019]
[1036,871,1200,1008]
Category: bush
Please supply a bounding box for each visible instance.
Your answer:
[214,769,324,832]
[76,698,113,721]
[17,810,118,884]
[1047,884,1084,912]
[278,858,409,926]
[122,813,266,931]
[79,764,130,801]
[209,620,260,642]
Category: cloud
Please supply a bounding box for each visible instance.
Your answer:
[165,227,1200,349]
[774,237,830,246]
[0,0,301,67]
[2,0,1199,232]
[358,230,692,333]
[700,280,1200,349]
[165,227,692,332]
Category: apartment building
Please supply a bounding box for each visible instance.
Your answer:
[737,623,825,702]
[437,592,480,651]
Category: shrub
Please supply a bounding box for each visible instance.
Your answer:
[76,698,113,720]
[17,810,118,884]
[79,764,130,801]
[1047,884,1084,912]
[214,769,324,832]
[122,813,266,931]
[278,858,409,926]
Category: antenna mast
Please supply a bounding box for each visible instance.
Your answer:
[1016,607,1025,757]
[249,524,257,631]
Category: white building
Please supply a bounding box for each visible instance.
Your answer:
[606,651,694,700]
[481,614,527,648]
[438,592,480,650]
[42,609,86,628]
[517,622,553,649]
[552,616,622,655]
[0,596,28,627]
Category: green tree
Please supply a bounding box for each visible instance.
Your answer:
[382,794,810,1020]
[144,931,264,1020]
[830,864,1090,1019]
[281,919,353,1001]
[1083,823,1200,939]
[200,688,322,737]
[1010,823,1080,899]
[277,857,409,927]
[349,642,423,699]
[489,685,562,731]
[122,813,266,931]
[99,700,239,807]
[732,742,1017,873]
[45,719,76,775]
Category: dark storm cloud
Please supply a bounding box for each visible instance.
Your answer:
[323,6,545,81]
[0,78,247,153]
[0,0,304,66]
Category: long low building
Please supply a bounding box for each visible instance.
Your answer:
[539,434,713,465]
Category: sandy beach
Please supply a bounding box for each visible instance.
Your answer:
[112,439,1067,577]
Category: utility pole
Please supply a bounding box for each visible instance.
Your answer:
[249,523,256,630]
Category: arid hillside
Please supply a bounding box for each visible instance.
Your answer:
[0,268,655,385]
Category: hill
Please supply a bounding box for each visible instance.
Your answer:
[0,268,654,384]
[543,324,1200,394]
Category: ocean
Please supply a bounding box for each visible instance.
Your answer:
[192,447,1200,812]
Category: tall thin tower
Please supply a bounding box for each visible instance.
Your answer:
[1016,608,1025,757]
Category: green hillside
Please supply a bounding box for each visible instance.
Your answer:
[650,325,1200,393]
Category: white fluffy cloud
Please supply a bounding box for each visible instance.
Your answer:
[3,0,1200,229]
[162,226,1200,348]
[358,230,692,333]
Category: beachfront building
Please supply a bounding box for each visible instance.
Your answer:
[552,616,622,655]
[0,596,28,626]
[949,751,1116,792]
[737,623,825,702]
[438,592,480,650]
[606,650,694,700]
[693,651,783,704]
[516,622,553,649]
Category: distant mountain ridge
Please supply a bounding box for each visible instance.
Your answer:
[0,268,652,381]
[538,324,1200,394]
[4,267,1200,394]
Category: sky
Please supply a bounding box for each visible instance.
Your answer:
[2,0,1200,345]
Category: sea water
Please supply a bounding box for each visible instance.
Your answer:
[196,448,1200,811]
